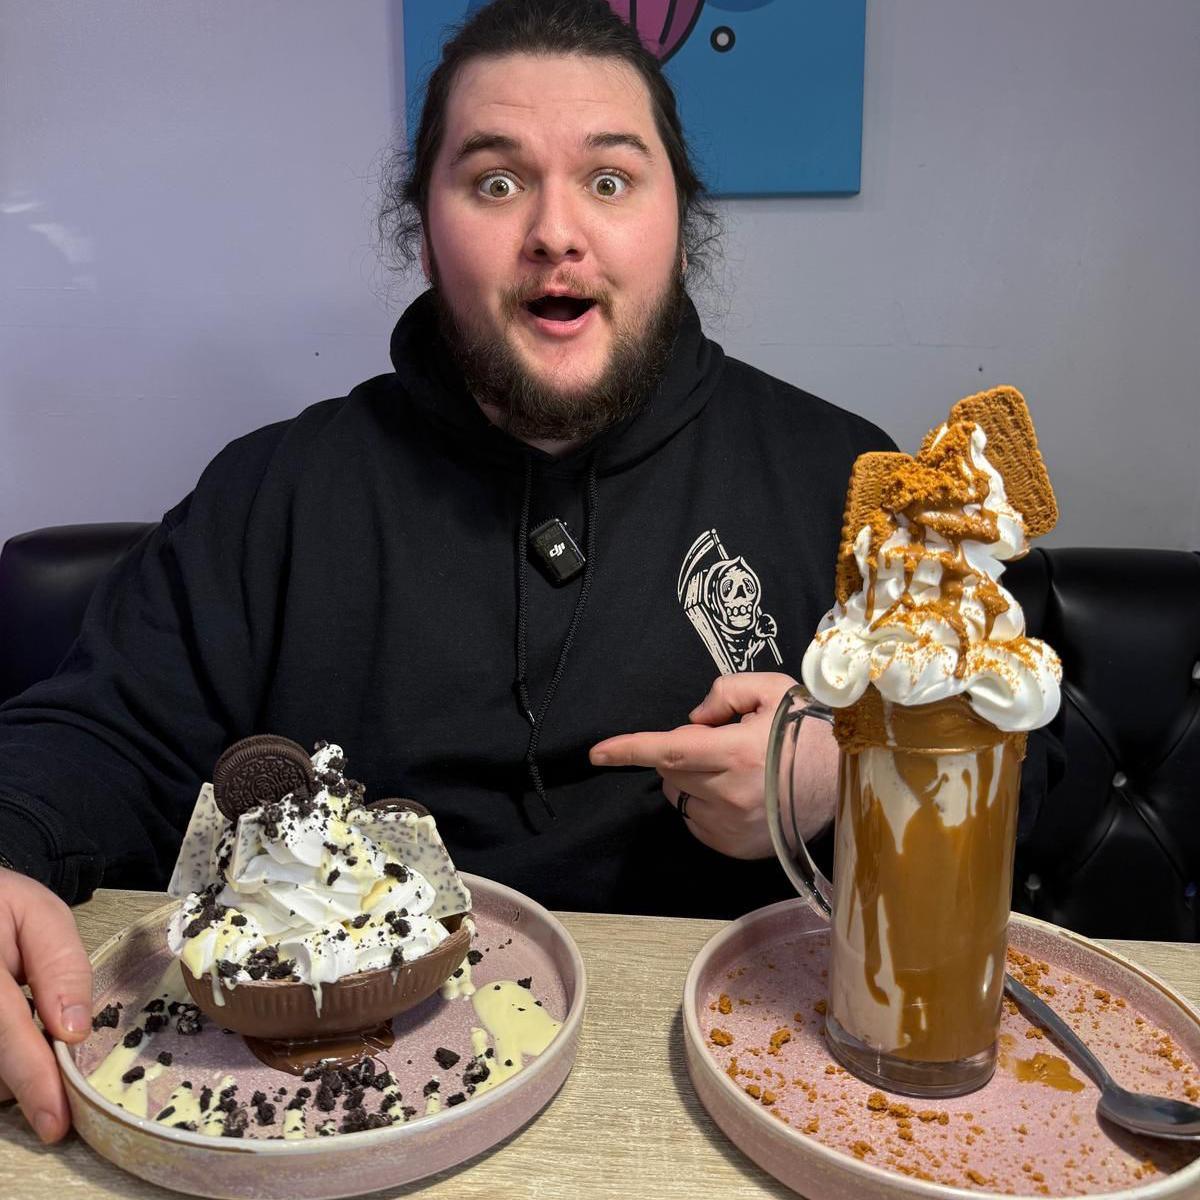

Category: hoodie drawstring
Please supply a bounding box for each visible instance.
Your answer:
[513,455,599,825]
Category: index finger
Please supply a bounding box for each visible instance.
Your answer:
[590,724,739,773]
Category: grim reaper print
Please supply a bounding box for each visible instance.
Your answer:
[677,529,781,674]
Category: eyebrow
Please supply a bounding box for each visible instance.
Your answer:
[449,130,653,167]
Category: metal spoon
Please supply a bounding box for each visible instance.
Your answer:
[1003,973,1200,1140]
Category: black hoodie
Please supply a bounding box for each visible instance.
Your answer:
[0,292,896,916]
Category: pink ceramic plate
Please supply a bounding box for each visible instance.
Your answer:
[56,873,586,1200]
[683,903,1200,1200]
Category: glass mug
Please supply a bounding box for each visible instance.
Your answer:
[764,684,1024,1097]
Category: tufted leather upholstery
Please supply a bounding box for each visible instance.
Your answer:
[1,527,1198,939]
[1005,547,1200,941]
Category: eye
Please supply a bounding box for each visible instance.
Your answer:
[590,171,629,198]
[477,172,519,200]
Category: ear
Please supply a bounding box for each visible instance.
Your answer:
[420,232,433,284]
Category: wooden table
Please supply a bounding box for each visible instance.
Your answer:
[3,889,1199,1199]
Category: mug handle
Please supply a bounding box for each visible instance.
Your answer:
[764,683,836,921]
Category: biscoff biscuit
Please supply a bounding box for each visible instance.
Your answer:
[948,386,1058,538]
[831,685,886,753]
[835,451,912,604]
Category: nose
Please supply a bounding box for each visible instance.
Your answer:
[521,181,588,264]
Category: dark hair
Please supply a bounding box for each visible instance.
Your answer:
[379,0,721,284]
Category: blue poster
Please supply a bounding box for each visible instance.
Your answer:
[403,1,865,196]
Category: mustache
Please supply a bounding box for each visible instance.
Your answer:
[499,273,613,320]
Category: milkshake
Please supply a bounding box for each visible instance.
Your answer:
[797,386,1061,1094]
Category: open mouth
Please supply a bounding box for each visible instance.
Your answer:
[524,295,597,322]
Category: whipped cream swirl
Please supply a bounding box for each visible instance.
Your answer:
[801,425,1061,732]
[167,743,453,1006]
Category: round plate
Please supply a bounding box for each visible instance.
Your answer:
[683,901,1200,1200]
[57,874,586,1199]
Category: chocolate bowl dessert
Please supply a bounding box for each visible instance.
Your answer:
[167,736,473,1072]
[178,914,470,1069]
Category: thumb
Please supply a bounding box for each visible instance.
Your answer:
[689,671,799,726]
[17,890,93,1042]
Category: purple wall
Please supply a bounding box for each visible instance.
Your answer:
[2,2,1198,550]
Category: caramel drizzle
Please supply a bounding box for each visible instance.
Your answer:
[832,740,1023,1062]
[857,422,1036,673]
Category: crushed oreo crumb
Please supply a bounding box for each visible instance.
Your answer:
[384,912,411,938]
[446,1093,467,1107]
[121,1065,145,1085]
[122,1027,144,1048]
[517,977,532,989]
[91,1003,121,1030]
[463,1058,491,1089]
[222,1107,249,1138]
[434,1047,460,1070]
[466,949,483,966]
[156,1051,174,1066]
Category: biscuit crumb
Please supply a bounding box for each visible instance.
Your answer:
[709,1028,733,1047]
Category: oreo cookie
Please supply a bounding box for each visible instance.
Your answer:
[212,735,317,821]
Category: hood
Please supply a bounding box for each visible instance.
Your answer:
[388,289,724,477]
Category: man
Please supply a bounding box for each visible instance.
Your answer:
[0,0,892,1142]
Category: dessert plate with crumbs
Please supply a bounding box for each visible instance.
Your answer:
[684,901,1200,1200]
[56,873,585,1200]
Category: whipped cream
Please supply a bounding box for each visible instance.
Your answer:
[802,424,1061,732]
[167,742,469,1010]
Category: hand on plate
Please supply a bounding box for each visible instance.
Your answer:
[589,672,838,859]
[0,867,93,1142]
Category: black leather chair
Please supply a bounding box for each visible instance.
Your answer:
[0,523,154,703]
[1004,548,1200,941]
[2,524,1198,940]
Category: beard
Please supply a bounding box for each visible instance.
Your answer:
[431,264,687,443]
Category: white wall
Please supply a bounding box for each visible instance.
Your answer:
[2,1,1197,551]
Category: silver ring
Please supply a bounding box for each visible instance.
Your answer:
[677,790,692,821]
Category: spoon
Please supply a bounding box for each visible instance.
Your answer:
[1003,973,1200,1140]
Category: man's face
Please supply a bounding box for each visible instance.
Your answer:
[423,53,685,441]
